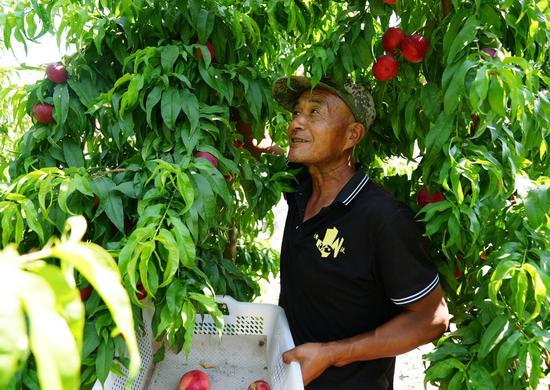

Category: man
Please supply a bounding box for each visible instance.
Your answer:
[271,76,449,389]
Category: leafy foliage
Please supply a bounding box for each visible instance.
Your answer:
[0,0,294,387]
[0,68,29,180]
[0,216,140,390]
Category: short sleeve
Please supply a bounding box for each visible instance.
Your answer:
[375,207,440,306]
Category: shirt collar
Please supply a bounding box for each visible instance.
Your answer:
[291,164,370,207]
[334,165,370,205]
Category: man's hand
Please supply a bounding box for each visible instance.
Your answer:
[282,342,334,386]
[282,287,448,385]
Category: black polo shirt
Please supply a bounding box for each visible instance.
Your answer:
[279,164,439,390]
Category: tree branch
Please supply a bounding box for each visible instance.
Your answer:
[441,0,453,16]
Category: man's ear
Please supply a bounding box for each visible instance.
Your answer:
[347,122,366,147]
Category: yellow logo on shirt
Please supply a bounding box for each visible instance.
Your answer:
[314,227,345,259]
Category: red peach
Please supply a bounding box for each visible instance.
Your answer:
[372,55,399,81]
[401,34,429,63]
[178,370,211,390]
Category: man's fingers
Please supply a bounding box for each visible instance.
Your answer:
[282,348,297,364]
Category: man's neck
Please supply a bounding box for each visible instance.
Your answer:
[306,159,357,205]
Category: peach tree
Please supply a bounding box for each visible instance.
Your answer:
[0,0,548,389]
[277,0,548,388]
[0,0,299,388]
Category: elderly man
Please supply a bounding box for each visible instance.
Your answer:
[271,77,449,390]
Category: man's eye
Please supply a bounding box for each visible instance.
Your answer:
[311,108,320,114]
[292,110,300,117]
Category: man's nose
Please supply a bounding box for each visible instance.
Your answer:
[289,114,304,133]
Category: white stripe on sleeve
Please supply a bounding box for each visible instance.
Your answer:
[390,274,440,305]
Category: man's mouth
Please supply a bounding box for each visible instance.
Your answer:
[290,137,309,144]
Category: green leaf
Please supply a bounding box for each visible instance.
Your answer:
[191,173,216,230]
[58,178,77,215]
[145,85,163,127]
[165,279,186,315]
[95,340,114,383]
[1,204,16,247]
[192,4,215,44]
[528,343,543,388]
[21,199,44,243]
[522,263,546,322]
[478,315,510,359]
[425,343,469,361]
[488,260,518,306]
[467,361,495,390]
[104,192,124,233]
[446,212,461,249]
[18,272,80,390]
[496,330,521,375]
[168,215,196,268]
[0,287,27,388]
[198,61,216,89]
[404,99,417,140]
[229,11,245,47]
[447,16,479,65]
[199,167,232,211]
[161,87,183,129]
[120,74,144,117]
[26,262,84,348]
[425,112,454,155]
[189,293,223,330]
[181,300,196,357]
[155,228,180,287]
[114,181,136,198]
[73,174,93,197]
[197,144,239,173]
[62,138,85,167]
[52,223,140,384]
[426,358,465,380]
[195,43,213,67]
[511,270,527,321]
[245,80,262,122]
[488,78,506,117]
[175,170,194,213]
[15,212,24,244]
[53,84,69,127]
[180,90,199,131]
[82,323,100,360]
[524,185,549,228]
[444,60,476,115]
[137,244,151,296]
[161,45,179,72]
[67,78,97,108]
[90,176,116,198]
[37,174,54,217]
[469,66,489,110]
[340,42,353,74]
[447,370,465,390]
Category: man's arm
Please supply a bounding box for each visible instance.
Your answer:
[234,112,284,157]
[282,285,449,386]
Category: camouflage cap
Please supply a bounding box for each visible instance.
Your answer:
[272,76,376,129]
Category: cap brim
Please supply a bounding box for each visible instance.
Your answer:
[272,76,342,112]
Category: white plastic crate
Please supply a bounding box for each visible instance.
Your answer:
[93,296,303,390]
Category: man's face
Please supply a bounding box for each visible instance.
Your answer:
[287,88,356,165]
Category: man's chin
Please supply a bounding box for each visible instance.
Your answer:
[287,154,306,164]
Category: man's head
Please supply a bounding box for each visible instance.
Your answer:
[272,77,376,166]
